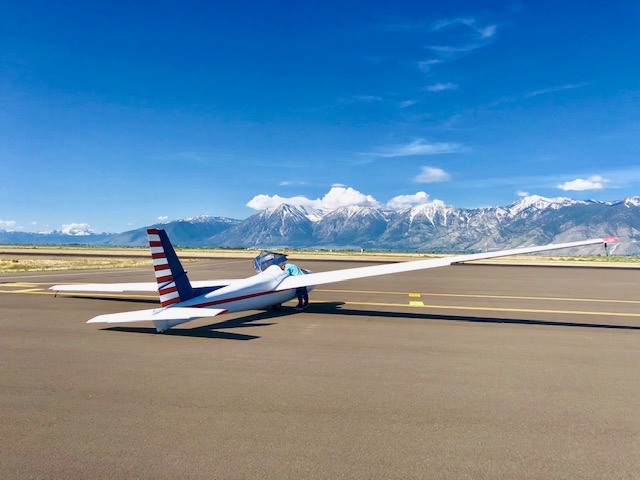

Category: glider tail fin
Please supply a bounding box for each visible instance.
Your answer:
[147,228,195,307]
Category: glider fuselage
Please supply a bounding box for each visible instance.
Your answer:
[180,265,313,313]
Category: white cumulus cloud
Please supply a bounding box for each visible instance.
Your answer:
[321,187,380,209]
[247,194,317,210]
[157,216,169,221]
[414,166,451,183]
[386,192,431,209]
[247,187,380,211]
[61,223,94,236]
[557,175,608,191]
[248,187,455,212]
[516,190,530,197]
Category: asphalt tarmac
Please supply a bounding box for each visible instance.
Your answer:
[1,258,640,479]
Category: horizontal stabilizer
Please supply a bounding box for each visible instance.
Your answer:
[86,307,228,324]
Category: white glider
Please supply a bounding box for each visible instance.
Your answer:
[50,229,618,332]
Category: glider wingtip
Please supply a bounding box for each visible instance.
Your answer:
[602,236,619,244]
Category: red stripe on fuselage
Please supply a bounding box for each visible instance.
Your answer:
[189,289,287,309]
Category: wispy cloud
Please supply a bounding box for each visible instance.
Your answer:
[516,190,530,197]
[423,82,458,92]
[367,139,462,158]
[0,220,17,230]
[431,17,497,39]
[525,82,589,98]
[381,16,495,84]
[414,166,451,183]
[157,216,169,221]
[417,59,443,72]
[399,99,417,108]
[478,24,497,39]
[279,181,307,186]
[428,44,482,56]
[427,17,498,58]
[337,95,383,105]
[557,175,608,191]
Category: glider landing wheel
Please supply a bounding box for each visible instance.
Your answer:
[271,304,282,312]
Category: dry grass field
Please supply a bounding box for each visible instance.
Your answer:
[0,244,637,274]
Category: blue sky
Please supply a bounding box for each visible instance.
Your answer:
[1,0,639,233]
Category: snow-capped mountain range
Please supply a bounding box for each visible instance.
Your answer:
[2,196,639,255]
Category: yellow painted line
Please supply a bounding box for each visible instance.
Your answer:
[316,288,640,305]
[409,293,421,297]
[0,289,55,296]
[409,301,425,307]
[343,301,640,318]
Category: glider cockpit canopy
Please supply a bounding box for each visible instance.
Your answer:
[253,251,288,273]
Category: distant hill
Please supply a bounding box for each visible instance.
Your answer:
[105,216,241,247]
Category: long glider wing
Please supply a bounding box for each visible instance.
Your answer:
[276,237,618,291]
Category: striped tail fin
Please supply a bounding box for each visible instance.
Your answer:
[147,228,195,307]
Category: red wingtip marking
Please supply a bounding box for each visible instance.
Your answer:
[602,236,619,243]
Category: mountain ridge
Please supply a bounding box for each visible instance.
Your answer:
[1,196,638,254]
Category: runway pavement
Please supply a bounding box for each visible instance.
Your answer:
[1,258,640,479]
